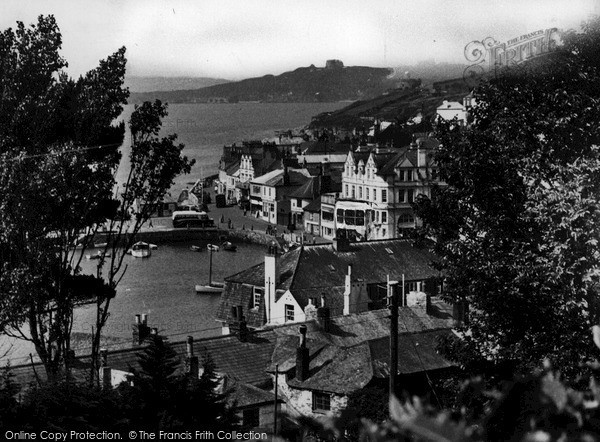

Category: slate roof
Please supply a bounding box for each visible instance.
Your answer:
[302,197,322,213]
[267,307,453,394]
[216,240,441,326]
[229,382,279,408]
[289,176,321,200]
[7,330,278,390]
[300,142,352,155]
[290,240,440,296]
[250,169,310,188]
[225,159,241,176]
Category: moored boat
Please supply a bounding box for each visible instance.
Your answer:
[194,282,224,294]
[207,244,219,252]
[131,241,151,258]
[195,246,223,294]
[190,245,203,252]
[221,241,237,252]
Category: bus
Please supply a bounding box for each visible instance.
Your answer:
[172,211,215,228]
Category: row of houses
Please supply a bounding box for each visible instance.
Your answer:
[216,94,473,241]
[9,238,456,437]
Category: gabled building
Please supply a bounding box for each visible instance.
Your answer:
[288,173,339,229]
[249,168,311,226]
[337,134,442,240]
[268,305,453,419]
[215,239,442,334]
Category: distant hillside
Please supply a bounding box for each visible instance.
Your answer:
[124,76,230,93]
[129,61,398,104]
[309,78,471,129]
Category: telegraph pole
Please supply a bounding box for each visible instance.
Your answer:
[273,364,279,437]
[388,277,399,404]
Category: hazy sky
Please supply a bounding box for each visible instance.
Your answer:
[1,0,598,80]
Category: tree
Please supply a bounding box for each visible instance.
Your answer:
[0,15,193,382]
[413,16,600,379]
[119,334,238,431]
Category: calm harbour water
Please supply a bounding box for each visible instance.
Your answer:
[1,102,347,365]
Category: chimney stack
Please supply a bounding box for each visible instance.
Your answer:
[99,348,111,389]
[133,314,150,345]
[264,244,280,324]
[343,264,353,315]
[296,325,309,381]
[229,306,249,342]
[316,294,331,332]
[185,336,199,377]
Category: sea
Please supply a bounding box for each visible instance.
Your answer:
[0,101,347,366]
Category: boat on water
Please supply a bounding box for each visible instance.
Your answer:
[195,247,223,295]
[190,245,203,252]
[149,243,158,250]
[94,242,108,248]
[131,241,151,258]
[207,244,220,252]
[85,250,111,260]
[221,241,237,252]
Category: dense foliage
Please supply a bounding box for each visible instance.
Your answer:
[0,335,237,432]
[413,16,600,379]
[0,15,194,381]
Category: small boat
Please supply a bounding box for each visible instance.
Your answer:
[190,245,203,252]
[94,242,108,248]
[131,241,151,258]
[221,241,237,252]
[195,247,223,294]
[207,244,220,252]
[85,251,111,260]
[194,283,224,294]
[149,243,158,250]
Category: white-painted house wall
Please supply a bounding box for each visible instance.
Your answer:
[275,373,348,419]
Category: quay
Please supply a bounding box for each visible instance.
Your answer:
[95,193,331,249]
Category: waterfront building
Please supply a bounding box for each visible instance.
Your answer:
[338,134,442,240]
[249,168,311,226]
[288,172,339,230]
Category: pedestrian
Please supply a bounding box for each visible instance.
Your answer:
[149,218,153,228]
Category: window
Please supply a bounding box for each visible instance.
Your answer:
[312,392,331,411]
[296,198,302,206]
[351,186,355,198]
[253,288,263,309]
[322,211,334,222]
[358,186,363,199]
[344,184,348,196]
[399,213,415,223]
[381,189,387,203]
[366,188,370,200]
[373,189,377,201]
[285,304,294,322]
[407,189,414,203]
[381,211,387,223]
[242,408,260,428]
[269,188,272,197]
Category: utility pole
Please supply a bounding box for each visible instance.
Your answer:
[388,277,399,405]
[273,364,279,437]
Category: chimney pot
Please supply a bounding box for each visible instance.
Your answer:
[135,314,141,324]
[186,336,194,357]
[320,294,326,308]
[151,327,158,335]
[141,313,148,325]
